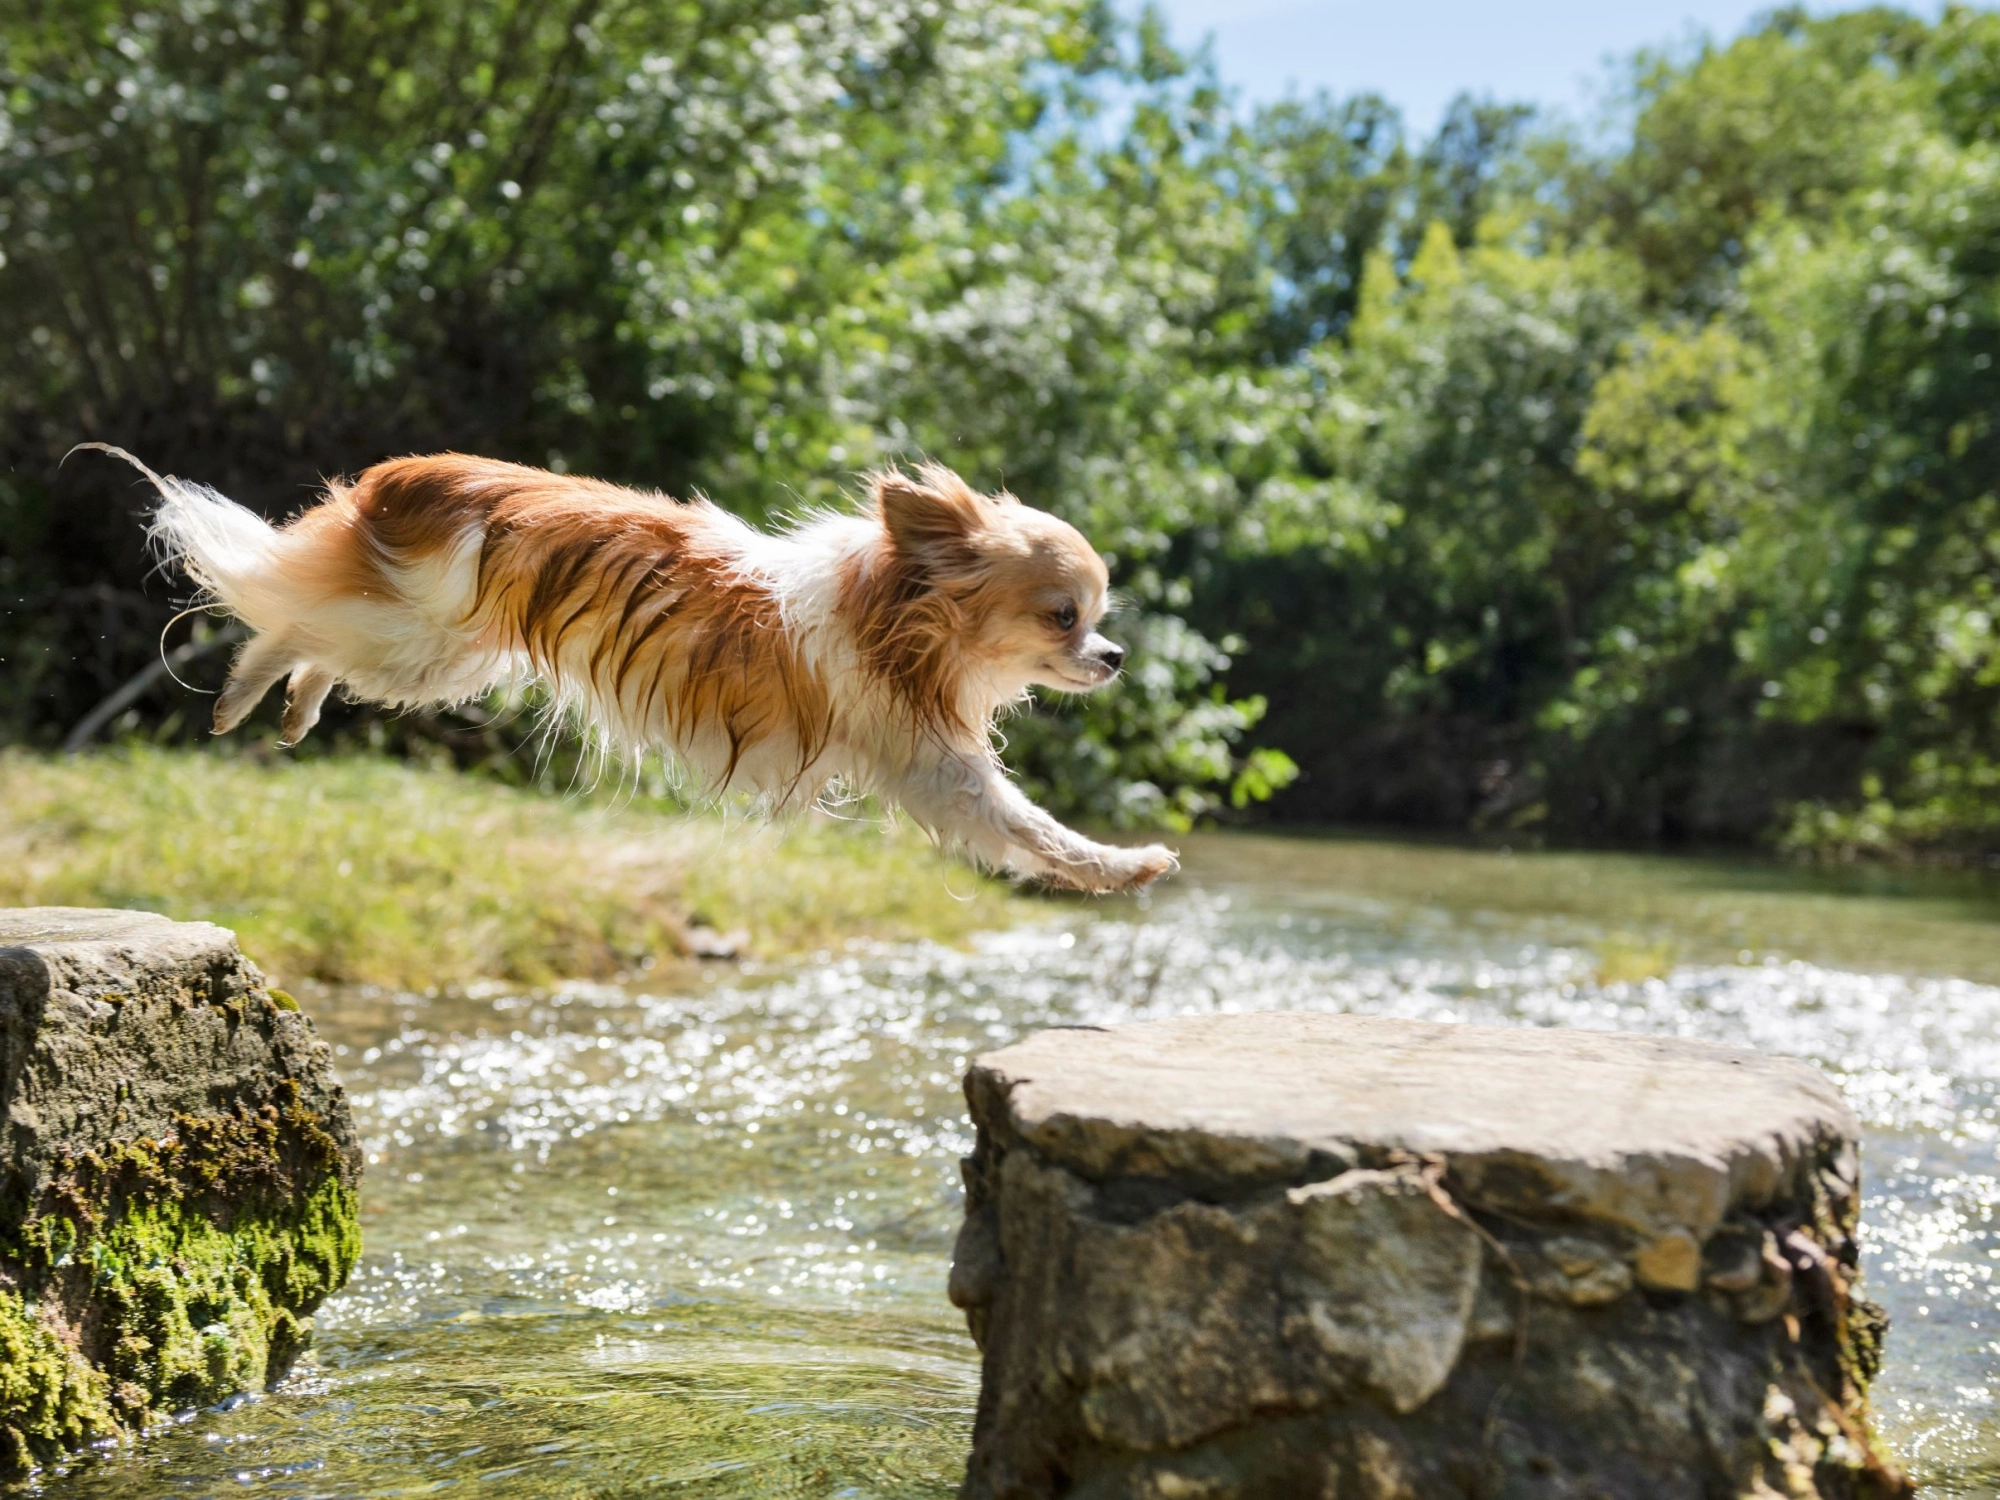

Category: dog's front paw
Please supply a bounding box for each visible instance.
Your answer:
[1109,843,1179,892]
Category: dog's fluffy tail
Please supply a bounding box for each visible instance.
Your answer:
[72,443,296,633]
[75,443,327,736]
[94,451,291,633]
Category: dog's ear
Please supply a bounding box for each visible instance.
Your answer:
[872,465,990,556]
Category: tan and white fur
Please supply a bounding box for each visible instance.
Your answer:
[91,445,1177,894]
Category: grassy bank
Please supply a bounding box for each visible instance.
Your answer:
[0,751,1029,989]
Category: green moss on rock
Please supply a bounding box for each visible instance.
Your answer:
[64,1176,360,1415]
[0,1291,117,1475]
[2,1098,362,1469]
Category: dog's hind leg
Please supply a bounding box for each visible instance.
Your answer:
[213,631,297,735]
[280,663,337,745]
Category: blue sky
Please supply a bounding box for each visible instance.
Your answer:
[1145,1,1972,137]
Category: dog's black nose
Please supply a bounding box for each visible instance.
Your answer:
[1099,643,1126,671]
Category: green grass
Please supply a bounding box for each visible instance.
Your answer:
[0,750,1027,989]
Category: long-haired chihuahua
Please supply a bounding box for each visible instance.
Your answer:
[86,446,1178,894]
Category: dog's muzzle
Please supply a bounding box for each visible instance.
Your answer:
[1083,633,1125,677]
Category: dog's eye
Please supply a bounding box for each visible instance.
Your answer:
[1051,603,1078,632]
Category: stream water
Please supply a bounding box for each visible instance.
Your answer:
[24,831,2000,1498]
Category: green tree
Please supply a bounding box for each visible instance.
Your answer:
[5,0,1999,859]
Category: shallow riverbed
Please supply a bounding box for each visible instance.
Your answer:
[24,831,2000,1498]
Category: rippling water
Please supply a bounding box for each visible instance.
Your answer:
[26,832,2000,1498]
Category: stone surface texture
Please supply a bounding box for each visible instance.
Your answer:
[0,909,361,1476]
[951,1012,1908,1500]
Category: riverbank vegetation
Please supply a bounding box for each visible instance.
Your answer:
[3,3,1995,862]
[0,751,1024,988]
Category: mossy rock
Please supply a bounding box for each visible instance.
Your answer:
[0,909,362,1478]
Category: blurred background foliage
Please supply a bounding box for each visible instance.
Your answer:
[1,0,1995,858]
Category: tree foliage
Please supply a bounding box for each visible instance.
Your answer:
[2,1,1995,857]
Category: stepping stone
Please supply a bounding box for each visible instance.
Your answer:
[950,1011,1906,1499]
[0,909,361,1478]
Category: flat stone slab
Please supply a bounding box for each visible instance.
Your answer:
[0,908,361,1477]
[977,1012,1855,1250]
[951,1013,1906,1500]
